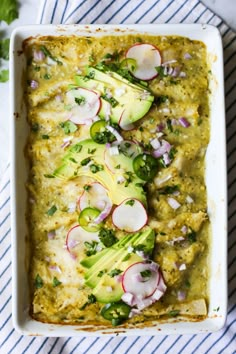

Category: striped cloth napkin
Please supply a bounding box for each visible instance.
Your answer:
[1,0,236,353]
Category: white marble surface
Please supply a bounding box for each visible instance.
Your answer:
[0,0,235,178]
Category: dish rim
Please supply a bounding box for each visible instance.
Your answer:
[10,23,227,337]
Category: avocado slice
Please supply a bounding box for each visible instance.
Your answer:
[87,227,155,303]
[74,67,154,125]
[81,227,155,303]
[53,139,146,206]
[92,253,142,303]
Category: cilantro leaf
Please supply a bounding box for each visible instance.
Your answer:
[0,38,10,60]
[0,0,18,24]
[98,228,118,247]
[0,69,9,82]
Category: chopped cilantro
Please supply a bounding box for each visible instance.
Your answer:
[187,229,197,243]
[84,241,98,256]
[140,269,151,278]
[0,38,10,60]
[155,66,166,78]
[83,185,91,191]
[70,143,82,153]
[169,147,177,160]
[68,157,77,163]
[80,294,97,310]
[101,93,119,108]
[122,254,131,262]
[52,277,62,287]
[31,122,39,132]
[88,54,95,63]
[43,73,51,80]
[155,95,169,105]
[185,280,191,288]
[75,96,86,105]
[88,148,96,154]
[80,157,91,166]
[34,66,40,72]
[34,274,43,289]
[98,270,106,277]
[166,118,173,132]
[42,134,49,139]
[90,163,103,173]
[109,269,122,277]
[46,205,57,216]
[44,174,55,178]
[98,228,118,247]
[168,310,180,317]
[159,185,179,195]
[0,69,9,82]
[115,164,121,169]
[125,199,135,206]
[59,121,78,134]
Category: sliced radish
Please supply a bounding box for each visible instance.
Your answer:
[119,111,135,131]
[112,198,147,232]
[66,224,99,257]
[78,182,112,220]
[65,88,101,124]
[119,140,143,158]
[126,43,161,81]
[122,261,160,298]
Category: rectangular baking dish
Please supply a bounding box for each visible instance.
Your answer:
[10,24,227,336]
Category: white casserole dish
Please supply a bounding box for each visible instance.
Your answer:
[10,24,227,336]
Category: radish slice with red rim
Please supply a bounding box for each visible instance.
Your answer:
[65,88,101,124]
[78,182,112,218]
[122,261,160,298]
[66,224,99,257]
[126,43,161,81]
[119,111,135,131]
[112,198,147,232]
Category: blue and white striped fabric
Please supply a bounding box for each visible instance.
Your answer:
[1,0,236,353]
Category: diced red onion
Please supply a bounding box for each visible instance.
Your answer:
[148,262,159,272]
[47,230,56,240]
[136,250,149,260]
[179,117,190,128]
[184,53,192,59]
[116,175,126,184]
[45,256,51,262]
[171,66,181,77]
[128,308,141,318]
[48,265,62,273]
[109,145,119,156]
[30,80,39,89]
[178,263,187,271]
[179,71,187,78]
[167,197,181,210]
[106,286,113,293]
[68,239,80,249]
[150,138,161,150]
[67,202,76,213]
[177,290,186,301]
[161,108,170,114]
[55,94,62,102]
[167,66,174,75]
[93,203,111,224]
[106,125,123,142]
[181,225,188,234]
[162,59,177,65]
[163,152,171,166]
[61,141,71,149]
[152,140,171,158]
[121,292,135,306]
[163,65,168,76]
[173,190,180,197]
[167,236,185,246]
[105,143,111,149]
[156,122,165,132]
[151,288,164,301]
[171,118,179,126]
[33,50,45,62]
[127,246,134,253]
[186,195,194,204]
